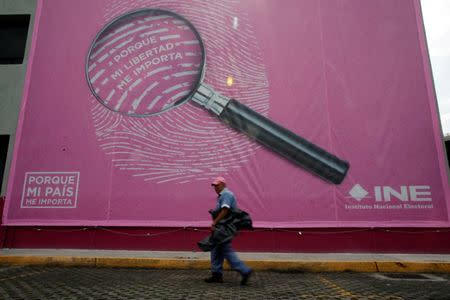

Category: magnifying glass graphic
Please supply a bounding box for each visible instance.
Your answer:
[86,8,349,184]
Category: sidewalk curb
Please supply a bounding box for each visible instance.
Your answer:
[1,255,450,273]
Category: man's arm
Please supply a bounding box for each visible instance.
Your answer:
[211,207,230,230]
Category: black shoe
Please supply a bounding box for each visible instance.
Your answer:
[240,270,253,285]
[204,272,223,283]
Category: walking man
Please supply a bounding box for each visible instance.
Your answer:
[204,176,253,285]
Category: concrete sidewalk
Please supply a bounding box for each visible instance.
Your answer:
[1,249,450,273]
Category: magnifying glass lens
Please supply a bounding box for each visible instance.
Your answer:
[87,10,203,116]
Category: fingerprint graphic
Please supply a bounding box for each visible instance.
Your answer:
[87,10,204,115]
[89,0,270,184]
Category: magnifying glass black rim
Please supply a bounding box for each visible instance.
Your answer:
[85,8,206,117]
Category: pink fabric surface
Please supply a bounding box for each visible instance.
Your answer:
[3,0,449,227]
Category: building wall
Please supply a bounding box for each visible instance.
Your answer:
[1,1,449,253]
[0,0,36,196]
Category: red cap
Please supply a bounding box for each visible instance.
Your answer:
[211,176,226,185]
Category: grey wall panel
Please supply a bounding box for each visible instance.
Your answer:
[0,0,36,195]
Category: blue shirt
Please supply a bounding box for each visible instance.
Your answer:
[216,188,237,210]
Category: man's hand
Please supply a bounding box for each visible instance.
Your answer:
[210,207,229,232]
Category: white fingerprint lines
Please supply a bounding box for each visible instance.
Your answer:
[88,12,200,115]
[91,0,269,184]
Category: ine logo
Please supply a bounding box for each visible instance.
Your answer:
[348,184,370,201]
[348,184,432,202]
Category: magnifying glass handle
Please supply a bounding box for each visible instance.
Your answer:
[192,84,349,184]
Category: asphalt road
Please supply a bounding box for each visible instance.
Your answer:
[0,265,449,299]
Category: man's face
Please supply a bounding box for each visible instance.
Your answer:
[213,182,225,195]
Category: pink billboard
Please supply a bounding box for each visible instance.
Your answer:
[3,0,450,227]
